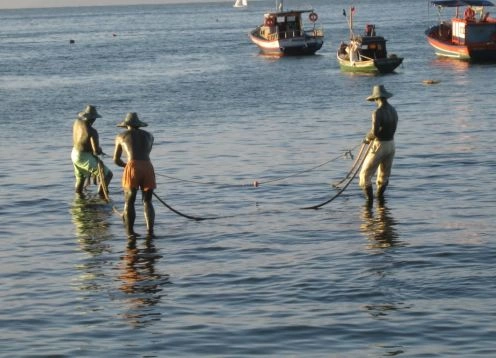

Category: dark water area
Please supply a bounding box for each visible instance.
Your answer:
[1,0,495,356]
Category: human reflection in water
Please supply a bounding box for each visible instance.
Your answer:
[71,194,113,254]
[360,198,399,249]
[70,194,113,291]
[118,236,170,327]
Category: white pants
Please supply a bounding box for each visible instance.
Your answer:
[359,140,395,189]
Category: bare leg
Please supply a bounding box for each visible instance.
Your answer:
[123,188,138,237]
[75,177,85,195]
[143,189,155,236]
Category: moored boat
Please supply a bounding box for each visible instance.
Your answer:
[425,0,496,61]
[249,0,324,56]
[336,9,403,74]
[233,0,247,8]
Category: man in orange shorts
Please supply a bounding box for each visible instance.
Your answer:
[113,112,156,238]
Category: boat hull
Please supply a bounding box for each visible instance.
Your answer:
[249,30,324,56]
[337,53,403,74]
[425,24,496,61]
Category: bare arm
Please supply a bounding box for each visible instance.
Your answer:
[113,135,126,168]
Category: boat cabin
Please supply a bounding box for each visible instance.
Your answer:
[260,10,319,40]
[430,0,496,44]
[344,35,388,60]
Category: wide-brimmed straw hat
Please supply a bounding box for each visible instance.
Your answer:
[117,112,148,128]
[78,105,102,120]
[366,85,393,101]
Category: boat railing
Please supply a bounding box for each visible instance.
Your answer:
[307,27,324,37]
[359,54,374,61]
[264,25,324,41]
[278,30,304,39]
[277,27,323,39]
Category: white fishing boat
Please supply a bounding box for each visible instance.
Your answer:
[234,0,248,8]
[249,0,324,56]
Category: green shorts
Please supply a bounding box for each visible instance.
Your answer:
[71,148,111,180]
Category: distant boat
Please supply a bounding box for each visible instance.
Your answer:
[336,8,403,74]
[248,1,324,56]
[425,0,496,61]
[233,0,247,8]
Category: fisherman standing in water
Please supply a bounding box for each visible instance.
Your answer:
[71,104,113,197]
[359,85,398,205]
[113,112,156,239]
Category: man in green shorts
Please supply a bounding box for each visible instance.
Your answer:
[71,104,113,197]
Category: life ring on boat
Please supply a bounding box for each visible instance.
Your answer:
[464,7,475,21]
[265,17,274,27]
[309,12,318,22]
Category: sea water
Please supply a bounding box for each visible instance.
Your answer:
[1,0,495,356]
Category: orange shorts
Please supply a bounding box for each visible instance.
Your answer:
[122,160,156,191]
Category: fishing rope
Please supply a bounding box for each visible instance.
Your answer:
[87,142,366,222]
[152,191,295,221]
[332,141,367,188]
[95,157,123,217]
[152,191,237,221]
[300,143,371,210]
[155,144,360,187]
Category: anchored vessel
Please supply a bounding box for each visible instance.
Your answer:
[425,0,496,61]
[233,0,247,8]
[249,0,324,56]
[337,8,403,74]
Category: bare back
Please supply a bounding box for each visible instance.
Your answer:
[73,119,99,152]
[114,128,154,166]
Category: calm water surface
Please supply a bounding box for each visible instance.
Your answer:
[1,0,495,356]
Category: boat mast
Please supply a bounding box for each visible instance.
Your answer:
[346,6,355,38]
[276,0,284,11]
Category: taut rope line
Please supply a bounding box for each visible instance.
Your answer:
[300,143,371,210]
[155,144,360,187]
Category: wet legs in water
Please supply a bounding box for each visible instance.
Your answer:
[363,185,374,206]
[143,189,155,237]
[123,188,155,238]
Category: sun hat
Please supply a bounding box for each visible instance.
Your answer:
[366,85,393,101]
[78,105,102,120]
[116,112,148,128]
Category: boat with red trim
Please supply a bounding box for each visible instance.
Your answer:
[249,0,324,56]
[425,0,496,61]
